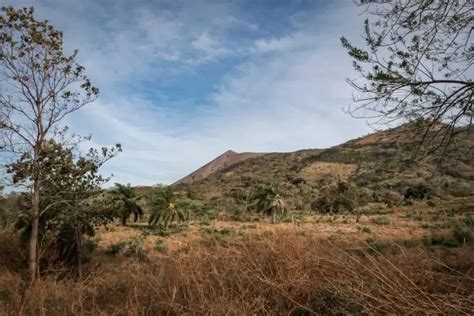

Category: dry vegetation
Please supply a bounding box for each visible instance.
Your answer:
[1,127,473,315]
[1,198,473,315]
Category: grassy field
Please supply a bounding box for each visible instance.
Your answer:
[1,198,473,315]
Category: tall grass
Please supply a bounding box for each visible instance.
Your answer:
[0,231,473,315]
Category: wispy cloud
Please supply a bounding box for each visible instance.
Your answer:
[1,0,372,186]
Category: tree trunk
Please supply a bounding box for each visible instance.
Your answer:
[122,216,127,226]
[271,208,276,224]
[29,179,40,280]
[76,227,83,278]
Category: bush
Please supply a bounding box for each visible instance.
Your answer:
[123,235,147,259]
[404,183,430,200]
[311,181,366,213]
[452,225,472,244]
[357,226,371,234]
[105,235,147,259]
[464,214,474,227]
[106,241,126,256]
[289,177,306,185]
[154,239,168,253]
[371,216,391,225]
[381,191,403,208]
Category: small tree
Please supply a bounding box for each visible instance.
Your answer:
[311,181,365,214]
[252,184,286,224]
[9,139,119,276]
[148,187,186,230]
[0,7,102,279]
[341,0,473,156]
[110,183,143,226]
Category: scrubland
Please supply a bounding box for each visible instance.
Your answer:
[1,198,473,315]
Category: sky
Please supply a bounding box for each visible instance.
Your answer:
[0,0,374,186]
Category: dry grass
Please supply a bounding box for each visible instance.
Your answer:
[298,162,357,183]
[1,228,473,315]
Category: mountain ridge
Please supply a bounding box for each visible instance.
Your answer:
[172,125,473,210]
[172,150,265,185]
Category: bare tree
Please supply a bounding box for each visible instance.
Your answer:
[0,7,99,279]
[341,0,473,157]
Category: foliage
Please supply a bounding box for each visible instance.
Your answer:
[289,177,306,185]
[8,140,119,275]
[106,241,126,256]
[154,239,168,253]
[175,197,211,218]
[451,225,472,244]
[251,184,286,223]
[148,187,187,229]
[380,190,403,208]
[371,216,391,225]
[341,0,473,156]
[404,183,430,200]
[105,235,148,259]
[0,6,118,279]
[312,181,366,213]
[122,235,147,259]
[109,183,143,225]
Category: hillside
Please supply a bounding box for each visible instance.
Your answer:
[174,125,474,211]
[172,150,265,185]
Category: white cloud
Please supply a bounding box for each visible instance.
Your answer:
[191,32,231,62]
[251,32,314,54]
[1,0,374,187]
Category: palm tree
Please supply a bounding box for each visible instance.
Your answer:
[148,187,186,229]
[110,183,143,226]
[252,185,286,224]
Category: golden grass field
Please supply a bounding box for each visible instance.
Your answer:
[1,198,473,315]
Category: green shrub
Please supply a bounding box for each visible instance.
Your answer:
[199,218,212,226]
[357,226,371,233]
[200,226,235,236]
[420,223,441,230]
[463,214,474,227]
[289,177,306,185]
[381,191,403,207]
[154,239,168,253]
[404,183,430,200]
[371,216,391,225]
[451,225,472,244]
[106,241,126,256]
[311,181,366,213]
[407,210,423,221]
[84,236,101,256]
[106,235,147,259]
[426,234,459,248]
[123,235,147,259]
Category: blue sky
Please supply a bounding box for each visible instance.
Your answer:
[1,0,373,186]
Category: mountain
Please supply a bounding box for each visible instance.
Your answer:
[172,150,265,185]
[173,125,474,211]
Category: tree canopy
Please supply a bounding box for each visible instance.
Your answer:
[252,184,286,224]
[9,139,119,276]
[110,183,144,226]
[342,0,473,156]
